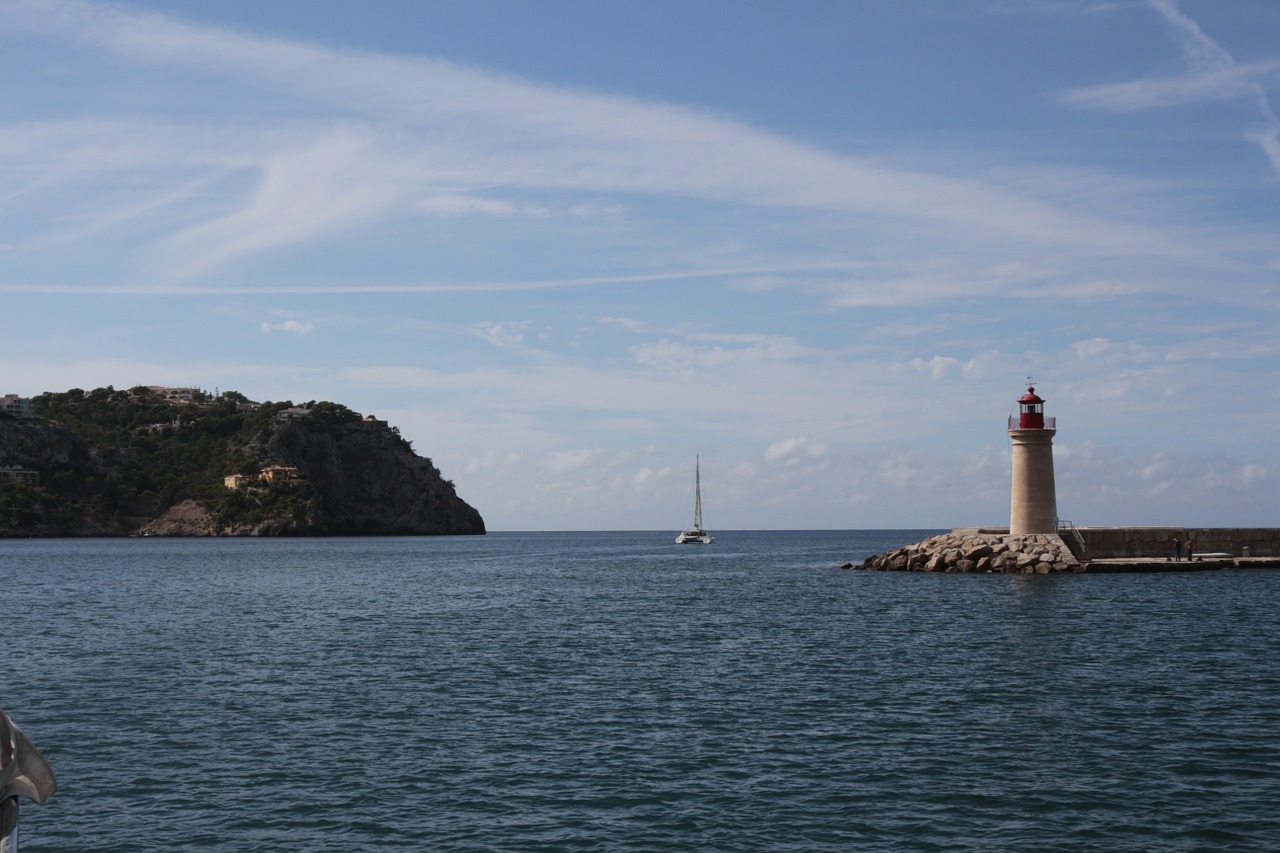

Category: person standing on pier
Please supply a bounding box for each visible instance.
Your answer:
[1173,537,1182,561]
[1186,536,1195,561]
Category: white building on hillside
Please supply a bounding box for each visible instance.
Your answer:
[2,395,32,418]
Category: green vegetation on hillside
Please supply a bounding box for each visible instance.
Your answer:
[9,386,367,531]
[0,479,65,531]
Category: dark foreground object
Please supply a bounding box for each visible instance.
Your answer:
[1,708,56,852]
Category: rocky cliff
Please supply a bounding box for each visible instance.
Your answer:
[261,419,485,536]
[0,418,76,468]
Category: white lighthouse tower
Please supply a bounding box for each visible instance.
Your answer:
[1008,382,1057,535]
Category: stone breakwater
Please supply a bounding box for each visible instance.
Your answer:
[849,531,1080,574]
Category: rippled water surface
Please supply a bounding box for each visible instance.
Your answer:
[4,531,1280,851]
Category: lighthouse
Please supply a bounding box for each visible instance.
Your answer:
[1008,383,1058,535]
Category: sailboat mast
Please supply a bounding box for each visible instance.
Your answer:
[694,456,702,529]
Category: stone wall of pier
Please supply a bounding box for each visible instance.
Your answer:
[1073,527,1280,559]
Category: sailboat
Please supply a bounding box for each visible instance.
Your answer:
[675,457,714,544]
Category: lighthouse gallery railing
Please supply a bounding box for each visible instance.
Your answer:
[1008,415,1056,430]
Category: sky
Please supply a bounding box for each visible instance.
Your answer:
[2,0,1279,531]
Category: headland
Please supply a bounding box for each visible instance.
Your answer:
[0,386,485,537]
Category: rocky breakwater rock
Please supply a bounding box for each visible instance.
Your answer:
[849,531,1081,574]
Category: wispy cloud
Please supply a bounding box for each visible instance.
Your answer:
[1058,0,1280,175]
[156,127,413,276]
[1059,61,1280,112]
[3,0,1185,296]
[0,264,852,295]
[628,334,813,373]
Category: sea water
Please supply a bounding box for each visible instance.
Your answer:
[2,531,1279,851]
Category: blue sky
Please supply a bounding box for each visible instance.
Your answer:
[3,0,1279,530]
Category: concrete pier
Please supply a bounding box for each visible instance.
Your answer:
[1072,526,1280,572]
[1077,556,1280,572]
[1071,526,1280,560]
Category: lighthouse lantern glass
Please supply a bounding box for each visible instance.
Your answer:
[1019,398,1045,429]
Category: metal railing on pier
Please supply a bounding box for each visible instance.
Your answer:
[1057,518,1088,559]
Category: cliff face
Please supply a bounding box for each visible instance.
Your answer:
[0,419,76,468]
[265,420,485,535]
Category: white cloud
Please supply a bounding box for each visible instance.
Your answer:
[1071,338,1112,359]
[1138,452,1173,482]
[1237,462,1268,487]
[569,200,626,218]
[897,352,1005,381]
[597,316,648,333]
[544,448,600,476]
[417,195,517,217]
[477,322,530,348]
[905,356,962,380]
[764,437,827,465]
[874,449,938,492]
[260,319,314,334]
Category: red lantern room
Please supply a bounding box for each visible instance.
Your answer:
[1017,385,1045,429]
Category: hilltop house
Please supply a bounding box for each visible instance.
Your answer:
[225,465,304,490]
[146,386,202,405]
[2,394,32,418]
[261,465,301,483]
